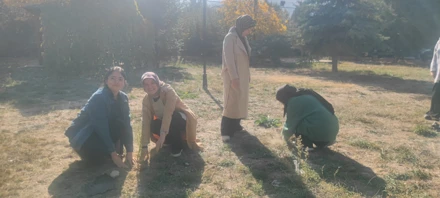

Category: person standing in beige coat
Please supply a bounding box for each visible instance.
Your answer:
[221,15,256,141]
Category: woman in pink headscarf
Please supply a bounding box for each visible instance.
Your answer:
[139,72,202,159]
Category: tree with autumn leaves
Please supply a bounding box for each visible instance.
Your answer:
[219,0,287,37]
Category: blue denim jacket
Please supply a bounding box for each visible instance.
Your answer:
[65,87,133,153]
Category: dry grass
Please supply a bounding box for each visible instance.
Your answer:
[1,59,440,197]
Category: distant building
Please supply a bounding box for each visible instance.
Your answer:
[267,0,300,15]
[208,0,300,16]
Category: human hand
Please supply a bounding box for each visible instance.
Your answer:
[431,71,436,79]
[155,135,166,152]
[111,152,128,168]
[231,78,240,91]
[139,147,149,162]
[125,152,135,166]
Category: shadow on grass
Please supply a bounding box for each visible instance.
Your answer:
[0,67,100,116]
[229,131,315,198]
[307,148,386,197]
[293,68,432,95]
[137,148,205,197]
[203,87,223,111]
[48,160,129,198]
[351,58,428,67]
[0,65,194,117]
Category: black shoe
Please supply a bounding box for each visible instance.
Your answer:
[425,114,432,120]
[302,147,314,152]
[425,114,439,121]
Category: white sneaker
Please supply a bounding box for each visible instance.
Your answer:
[222,136,231,142]
[171,149,183,157]
[303,147,314,152]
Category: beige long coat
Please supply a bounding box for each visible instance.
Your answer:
[141,83,201,150]
[221,29,251,119]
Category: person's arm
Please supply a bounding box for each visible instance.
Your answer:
[223,35,239,81]
[282,98,305,140]
[139,95,153,161]
[281,124,294,142]
[160,88,178,136]
[86,93,115,154]
[154,88,178,151]
[141,95,153,148]
[430,42,439,79]
[122,95,133,153]
[123,97,134,165]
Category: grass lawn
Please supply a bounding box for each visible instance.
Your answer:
[1,58,439,198]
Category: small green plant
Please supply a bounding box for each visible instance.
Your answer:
[218,159,235,167]
[384,175,407,196]
[394,146,418,164]
[254,115,282,128]
[349,139,381,151]
[177,90,198,99]
[388,169,432,181]
[389,172,412,181]
[411,169,432,180]
[414,125,437,138]
[4,76,23,88]
[380,149,392,161]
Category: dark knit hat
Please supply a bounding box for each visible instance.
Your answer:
[236,15,256,35]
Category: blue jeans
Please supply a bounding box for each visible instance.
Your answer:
[77,121,124,164]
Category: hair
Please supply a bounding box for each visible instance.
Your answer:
[276,84,335,117]
[103,66,127,88]
[276,84,298,117]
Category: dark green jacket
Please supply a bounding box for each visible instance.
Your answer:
[282,95,339,142]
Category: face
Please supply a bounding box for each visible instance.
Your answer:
[242,28,253,37]
[105,71,125,93]
[143,78,159,95]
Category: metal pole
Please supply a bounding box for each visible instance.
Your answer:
[202,0,208,89]
[253,0,258,40]
[254,0,258,17]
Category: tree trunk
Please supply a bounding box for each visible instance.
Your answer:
[153,30,160,69]
[332,55,338,72]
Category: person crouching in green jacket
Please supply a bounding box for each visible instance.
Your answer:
[275,84,339,151]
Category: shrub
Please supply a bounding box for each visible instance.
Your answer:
[40,1,155,75]
[254,115,282,128]
[251,34,295,64]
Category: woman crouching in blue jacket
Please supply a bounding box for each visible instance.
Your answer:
[65,66,133,168]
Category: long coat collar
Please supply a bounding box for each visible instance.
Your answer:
[229,30,250,56]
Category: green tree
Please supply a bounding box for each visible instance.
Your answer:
[136,0,183,67]
[293,0,391,72]
[219,0,287,36]
[39,0,155,74]
[0,0,12,29]
[383,0,440,59]
[176,1,225,56]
